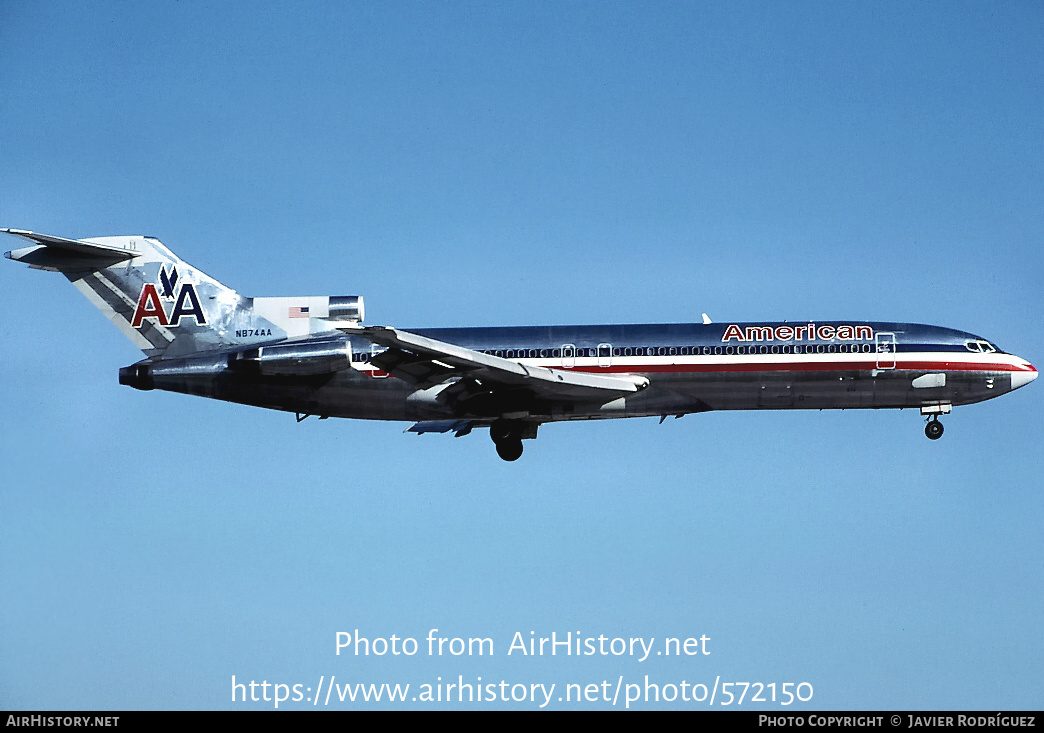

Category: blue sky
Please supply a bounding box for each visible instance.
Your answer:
[1,1,1041,710]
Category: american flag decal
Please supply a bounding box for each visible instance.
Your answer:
[288,306,310,318]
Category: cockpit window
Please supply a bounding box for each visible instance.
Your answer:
[965,339,997,353]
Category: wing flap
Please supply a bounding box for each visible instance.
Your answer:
[347,325,649,402]
[406,420,475,437]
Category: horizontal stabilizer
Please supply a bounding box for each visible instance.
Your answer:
[2,229,139,262]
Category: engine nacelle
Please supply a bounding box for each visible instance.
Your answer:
[230,339,353,376]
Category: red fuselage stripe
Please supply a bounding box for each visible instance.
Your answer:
[567,360,1033,375]
[361,360,1035,377]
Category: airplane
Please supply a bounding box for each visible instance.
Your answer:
[4,228,1037,461]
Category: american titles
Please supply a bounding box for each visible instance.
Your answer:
[722,323,873,343]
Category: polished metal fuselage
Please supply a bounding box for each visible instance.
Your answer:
[134,320,1037,424]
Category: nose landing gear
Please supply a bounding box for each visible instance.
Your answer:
[924,416,944,440]
[920,403,950,441]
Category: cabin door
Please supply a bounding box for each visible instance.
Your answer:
[875,332,896,370]
[561,344,576,369]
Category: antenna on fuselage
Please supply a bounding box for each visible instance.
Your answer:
[702,313,712,324]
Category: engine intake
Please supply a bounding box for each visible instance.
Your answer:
[328,296,364,323]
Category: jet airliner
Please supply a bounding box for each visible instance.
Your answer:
[5,229,1036,461]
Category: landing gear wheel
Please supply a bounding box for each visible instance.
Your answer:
[925,418,944,440]
[495,438,524,462]
[490,419,528,461]
[489,420,515,443]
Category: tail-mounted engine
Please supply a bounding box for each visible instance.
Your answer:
[229,338,353,376]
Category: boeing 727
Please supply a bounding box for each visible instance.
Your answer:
[5,229,1037,460]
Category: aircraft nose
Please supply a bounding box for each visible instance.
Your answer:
[1011,362,1037,390]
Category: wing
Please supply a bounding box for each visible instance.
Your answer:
[344,325,649,412]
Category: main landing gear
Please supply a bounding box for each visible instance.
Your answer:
[924,416,944,440]
[490,420,525,461]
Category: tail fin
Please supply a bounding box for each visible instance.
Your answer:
[5,229,366,358]
[4,229,256,357]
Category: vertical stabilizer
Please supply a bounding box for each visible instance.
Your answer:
[3,230,277,357]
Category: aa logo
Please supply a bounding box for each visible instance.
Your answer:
[131,265,207,328]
